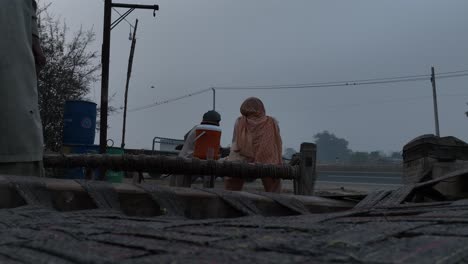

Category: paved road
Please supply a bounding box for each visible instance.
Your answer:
[151,170,404,193]
[317,171,403,185]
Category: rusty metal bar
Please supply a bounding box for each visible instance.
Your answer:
[43,154,299,180]
[111,3,159,10]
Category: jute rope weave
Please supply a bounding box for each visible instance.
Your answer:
[44,154,300,180]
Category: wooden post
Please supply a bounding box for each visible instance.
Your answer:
[100,0,112,156]
[121,19,138,149]
[100,1,158,157]
[431,66,440,137]
[295,143,317,195]
[170,174,192,188]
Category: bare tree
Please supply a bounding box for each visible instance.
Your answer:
[37,11,99,152]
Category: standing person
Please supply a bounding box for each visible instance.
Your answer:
[0,0,45,176]
[170,110,221,186]
[225,97,283,193]
[32,0,46,74]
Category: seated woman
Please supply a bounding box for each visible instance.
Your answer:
[225,97,282,193]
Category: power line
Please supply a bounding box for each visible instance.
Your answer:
[217,73,432,89]
[213,71,468,91]
[119,69,468,114]
[437,73,468,80]
[324,93,468,112]
[127,88,212,113]
[436,69,468,75]
[214,76,430,90]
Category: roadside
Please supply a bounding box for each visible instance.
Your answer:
[136,175,401,197]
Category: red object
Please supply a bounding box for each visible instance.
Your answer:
[193,125,222,160]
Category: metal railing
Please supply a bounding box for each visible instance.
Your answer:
[151,136,184,154]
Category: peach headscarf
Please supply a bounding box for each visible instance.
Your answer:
[233,97,283,165]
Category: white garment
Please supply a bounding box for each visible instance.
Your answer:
[0,0,44,162]
[178,126,196,158]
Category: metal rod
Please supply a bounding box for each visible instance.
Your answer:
[193,131,206,142]
[431,66,440,136]
[121,19,139,149]
[111,8,135,30]
[212,88,216,110]
[100,0,112,157]
[43,154,300,180]
[111,3,159,10]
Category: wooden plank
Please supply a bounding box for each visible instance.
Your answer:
[318,164,402,173]
[295,143,317,196]
[0,176,353,219]
[414,166,468,189]
[354,190,392,209]
[376,185,415,207]
[251,191,310,215]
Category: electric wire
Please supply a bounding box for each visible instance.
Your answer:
[127,88,212,113]
[116,69,468,114]
[214,72,468,91]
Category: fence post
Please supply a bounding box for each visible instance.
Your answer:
[170,174,192,188]
[296,142,317,195]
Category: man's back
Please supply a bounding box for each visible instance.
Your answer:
[178,126,197,158]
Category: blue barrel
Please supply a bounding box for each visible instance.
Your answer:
[62,144,100,179]
[63,100,97,145]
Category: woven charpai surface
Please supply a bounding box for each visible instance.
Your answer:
[0,200,467,263]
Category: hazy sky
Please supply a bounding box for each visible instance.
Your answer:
[47,0,468,153]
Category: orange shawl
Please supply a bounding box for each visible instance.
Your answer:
[233,97,283,165]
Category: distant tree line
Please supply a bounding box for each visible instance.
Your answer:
[284,131,402,164]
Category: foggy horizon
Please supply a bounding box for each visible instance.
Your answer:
[46,0,468,153]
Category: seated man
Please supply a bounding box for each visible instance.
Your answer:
[178,110,221,158]
[170,110,221,187]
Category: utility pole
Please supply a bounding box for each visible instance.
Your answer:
[100,0,112,155]
[465,102,468,119]
[431,66,440,137]
[99,1,158,156]
[121,19,139,149]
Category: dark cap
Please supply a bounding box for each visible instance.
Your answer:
[202,110,221,124]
